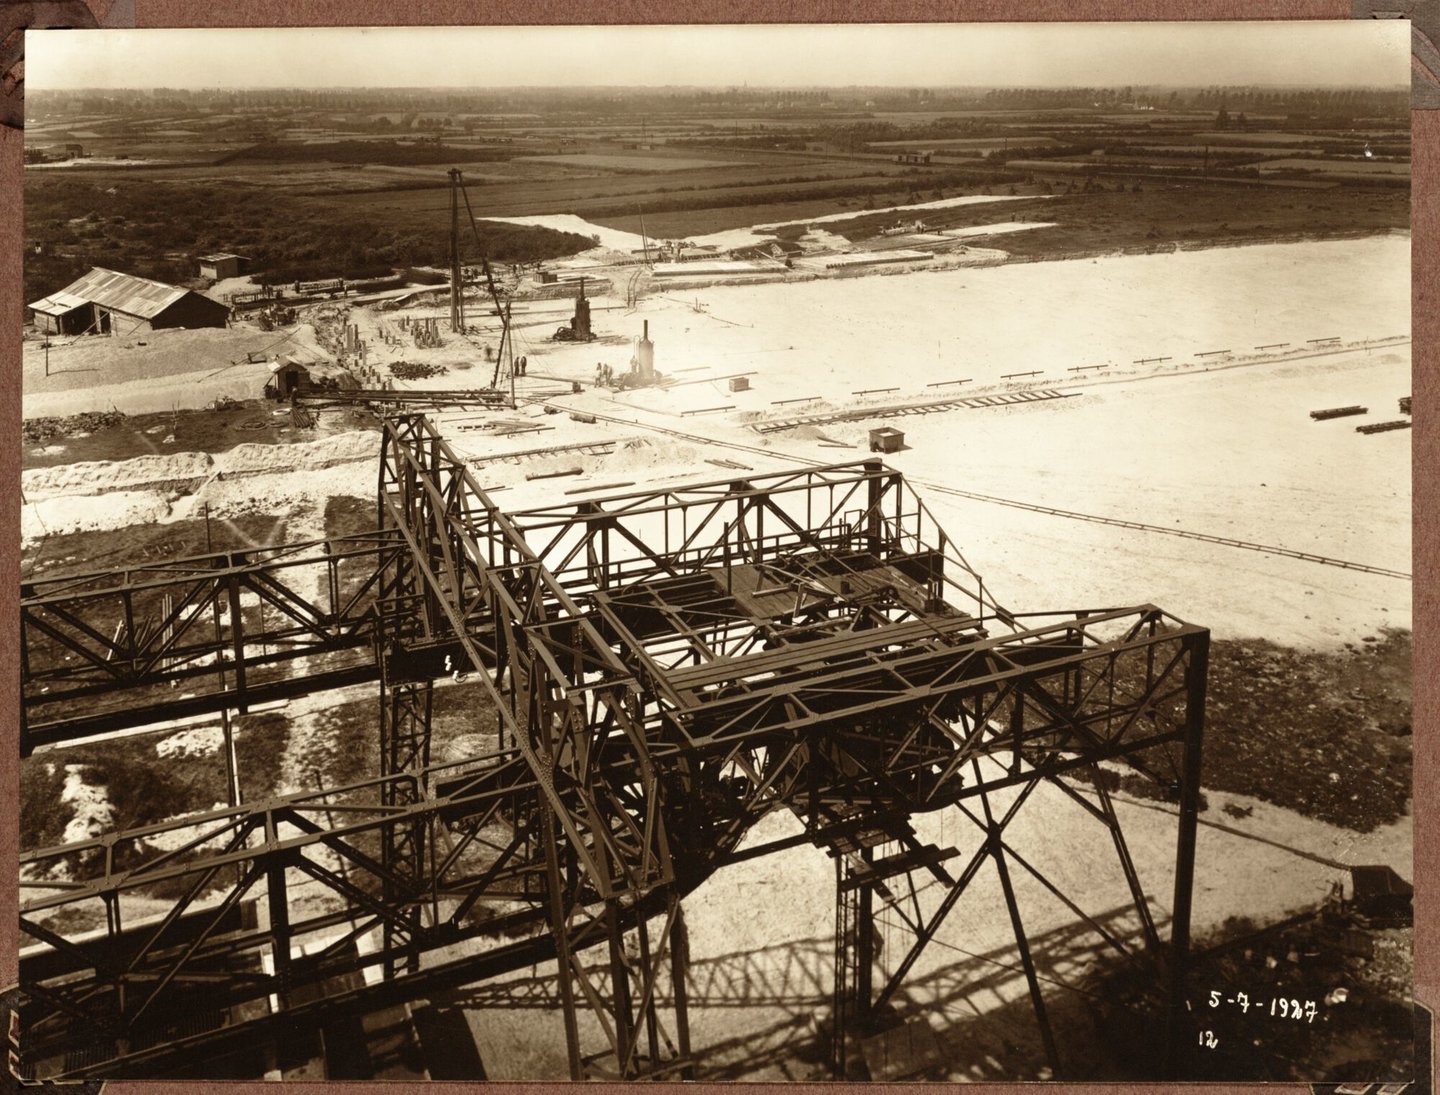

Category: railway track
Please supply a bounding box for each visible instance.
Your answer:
[527,397,1412,583]
[916,483,1412,581]
[754,387,1075,433]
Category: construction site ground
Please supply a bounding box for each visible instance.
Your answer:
[18,228,1413,1082]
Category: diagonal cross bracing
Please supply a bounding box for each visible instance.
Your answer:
[17,414,1208,1083]
[20,532,406,749]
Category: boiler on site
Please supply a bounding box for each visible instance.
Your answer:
[552,277,595,342]
[633,320,655,383]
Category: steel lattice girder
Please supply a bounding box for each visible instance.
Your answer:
[17,414,1208,1080]
[375,414,674,904]
[20,532,405,750]
[16,741,700,1078]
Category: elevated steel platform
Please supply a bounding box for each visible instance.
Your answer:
[17,415,1208,1082]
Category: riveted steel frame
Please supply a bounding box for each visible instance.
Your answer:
[17,419,1207,1083]
[20,533,403,751]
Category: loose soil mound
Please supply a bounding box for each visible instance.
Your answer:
[23,451,215,499]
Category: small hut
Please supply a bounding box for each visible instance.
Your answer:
[266,359,312,400]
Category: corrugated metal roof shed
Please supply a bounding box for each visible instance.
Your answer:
[54,267,189,319]
[28,290,91,316]
[198,252,248,262]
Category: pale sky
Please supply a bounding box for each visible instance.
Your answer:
[26,22,1410,91]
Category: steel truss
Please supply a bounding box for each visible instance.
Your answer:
[17,413,1207,1083]
[20,533,403,751]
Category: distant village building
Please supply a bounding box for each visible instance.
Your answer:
[896,151,933,165]
[63,142,85,157]
[198,253,250,280]
[28,267,230,336]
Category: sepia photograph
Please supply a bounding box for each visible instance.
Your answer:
[13,19,1416,1085]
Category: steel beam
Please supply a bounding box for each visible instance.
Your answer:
[21,532,403,749]
[17,422,1207,1083]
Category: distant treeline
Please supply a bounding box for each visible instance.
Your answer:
[215,140,515,166]
[24,176,593,306]
[1009,158,1411,188]
[34,84,1411,122]
[679,116,1412,158]
[581,169,1023,219]
[980,86,1409,118]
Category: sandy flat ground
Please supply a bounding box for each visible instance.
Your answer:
[22,324,328,418]
[461,236,1411,647]
[489,194,1045,252]
[848,350,1411,646]
[502,235,1408,397]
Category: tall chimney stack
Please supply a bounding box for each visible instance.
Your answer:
[636,320,655,381]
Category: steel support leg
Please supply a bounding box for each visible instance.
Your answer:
[1164,635,1208,1077]
[831,844,874,1079]
[832,855,855,1079]
[267,859,292,1012]
[378,674,432,978]
[857,851,875,1030]
[542,805,584,1081]
[669,900,693,1079]
[606,903,637,1077]
[981,783,1060,1077]
[636,912,661,1067]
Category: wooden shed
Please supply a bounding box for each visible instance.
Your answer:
[266,360,312,400]
[28,290,93,336]
[29,267,230,336]
[198,253,249,281]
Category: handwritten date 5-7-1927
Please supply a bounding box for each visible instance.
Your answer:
[1208,990,1319,1023]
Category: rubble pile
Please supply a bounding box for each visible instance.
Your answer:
[390,360,449,381]
[22,410,126,444]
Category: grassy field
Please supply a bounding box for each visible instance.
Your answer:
[822,181,1409,258]
[514,152,743,172]
[321,163,919,219]
[996,183,1407,256]
[1255,158,1411,175]
[24,96,1408,302]
[23,173,596,300]
[588,183,1033,239]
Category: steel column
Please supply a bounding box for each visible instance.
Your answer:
[1163,633,1208,1077]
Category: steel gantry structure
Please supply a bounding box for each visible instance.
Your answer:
[17,413,1209,1082]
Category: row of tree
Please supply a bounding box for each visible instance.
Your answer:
[982,85,1408,117]
[23,176,595,308]
[34,83,1409,120]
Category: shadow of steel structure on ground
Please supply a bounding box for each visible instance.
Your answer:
[17,412,1208,1083]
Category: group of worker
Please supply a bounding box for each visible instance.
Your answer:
[594,361,618,387]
